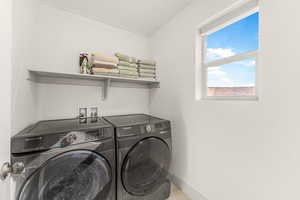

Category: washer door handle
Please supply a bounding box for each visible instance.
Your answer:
[0,162,11,181]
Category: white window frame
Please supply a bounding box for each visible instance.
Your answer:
[196,0,259,101]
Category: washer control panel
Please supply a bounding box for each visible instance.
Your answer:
[57,129,107,147]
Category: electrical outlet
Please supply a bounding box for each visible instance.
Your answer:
[79,107,87,123]
[77,105,100,119]
[79,107,87,118]
[90,107,98,118]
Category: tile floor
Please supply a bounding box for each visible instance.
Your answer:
[168,184,191,200]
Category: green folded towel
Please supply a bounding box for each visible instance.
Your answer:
[118,65,138,71]
[118,61,131,67]
[130,63,138,68]
[119,74,138,79]
[138,59,156,66]
[120,69,139,76]
[139,68,155,74]
[139,64,156,69]
[115,52,131,62]
[140,77,156,79]
[130,57,138,64]
[139,72,156,78]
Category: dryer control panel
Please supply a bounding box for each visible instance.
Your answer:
[117,121,171,138]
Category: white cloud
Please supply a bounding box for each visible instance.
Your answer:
[208,67,226,76]
[221,78,233,83]
[207,67,233,87]
[207,48,235,60]
[244,60,256,67]
[237,60,256,67]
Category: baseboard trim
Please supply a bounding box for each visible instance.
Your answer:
[170,174,208,200]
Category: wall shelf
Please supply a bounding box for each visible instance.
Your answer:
[28,69,160,100]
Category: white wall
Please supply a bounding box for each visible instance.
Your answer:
[12,0,39,134]
[33,4,151,120]
[0,0,12,198]
[150,0,300,200]
[12,2,151,132]
[33,3,150,74]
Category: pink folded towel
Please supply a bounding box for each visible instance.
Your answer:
[91,53,119,64]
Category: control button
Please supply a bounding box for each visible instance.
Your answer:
[146,125,152,133]
[69,134,77,143]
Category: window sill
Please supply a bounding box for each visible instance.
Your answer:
[201,96,259,101]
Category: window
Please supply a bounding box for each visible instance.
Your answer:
[198,0,259,100]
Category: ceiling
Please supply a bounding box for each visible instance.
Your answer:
[44,0,193,36]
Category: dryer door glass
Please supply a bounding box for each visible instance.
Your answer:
[122,137,171,196]
[18,150,112,200]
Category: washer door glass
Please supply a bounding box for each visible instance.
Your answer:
[19,150,112,200]
[122,137,171,196]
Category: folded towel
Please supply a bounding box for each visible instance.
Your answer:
[93,60,117,66]
[120,69,139,76]
[139,72,156,78]
[138,59,156,66]
[139,68,156,74]
[139,64,156,70]
[130,63,138,68]
[93,62,117,69]
[139,77,156,81]
[118,65,138,71]
[119,74,138,79]
[91,53,119,64]
[93,68,119,73]
[94,72,120,77]
[130,57,138,64]
[118,61,131,67]
[115,52,131,62]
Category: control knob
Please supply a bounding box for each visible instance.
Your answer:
[62,133,77,146]
[146,124,152,133]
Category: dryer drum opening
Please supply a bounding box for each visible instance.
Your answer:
[121,137,171,196]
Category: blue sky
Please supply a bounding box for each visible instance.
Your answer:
[206,12,259,87]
